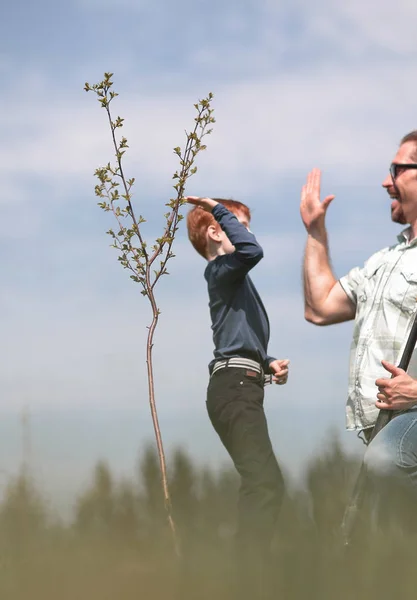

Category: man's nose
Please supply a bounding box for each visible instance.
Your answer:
[382,173,393,188]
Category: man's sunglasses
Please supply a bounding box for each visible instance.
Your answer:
[390,163,417,180]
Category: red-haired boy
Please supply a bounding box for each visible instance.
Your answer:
[186,195,289,594]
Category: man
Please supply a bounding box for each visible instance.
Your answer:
[301,131,417,492]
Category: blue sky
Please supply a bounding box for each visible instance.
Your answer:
[2,0,417,515]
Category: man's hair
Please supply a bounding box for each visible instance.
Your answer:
[400,131,417,159]
[186,198,251,258]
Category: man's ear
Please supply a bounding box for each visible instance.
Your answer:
[207,224,222,242]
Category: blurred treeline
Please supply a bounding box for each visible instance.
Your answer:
[1,434,417,600]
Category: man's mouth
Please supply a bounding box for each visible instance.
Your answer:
[389,191,401,203]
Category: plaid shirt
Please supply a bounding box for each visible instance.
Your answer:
[339,227,417,430]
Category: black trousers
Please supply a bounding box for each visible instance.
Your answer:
[206,367,285,596]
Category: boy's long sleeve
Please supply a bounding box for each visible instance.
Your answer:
[205,204,276,374]
[212,204,263,265]
[209,204,263,284]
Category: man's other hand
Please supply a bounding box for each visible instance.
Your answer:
[375,360,417,410]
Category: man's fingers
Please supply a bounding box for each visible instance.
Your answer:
[381,359,404,377]
[303,170,334,210]
[306,169,317,195]
[322,194,335,210]
[312,168,321,196]
[305,172,312,195]
[301,185,307,203]
[376,398,395,410]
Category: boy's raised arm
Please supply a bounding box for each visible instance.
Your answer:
[212,204,263,266]
[186,196,263,271]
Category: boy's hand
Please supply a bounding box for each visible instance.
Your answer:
[269,359,289,385]
[185,196,219,212]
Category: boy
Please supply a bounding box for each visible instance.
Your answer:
[186,195,289,595]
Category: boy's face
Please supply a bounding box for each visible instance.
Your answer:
[220,210,251,254]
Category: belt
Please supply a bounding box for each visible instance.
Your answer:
[212,357,263,376]
[211,357,273,387]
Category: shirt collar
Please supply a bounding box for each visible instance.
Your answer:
[397,226,417,247]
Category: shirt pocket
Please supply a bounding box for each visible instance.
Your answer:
[387,269,417,313]
[358,263,384,305]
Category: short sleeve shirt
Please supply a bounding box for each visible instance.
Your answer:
[339,228,417,430]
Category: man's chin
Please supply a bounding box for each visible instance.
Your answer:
[391,200,407,225]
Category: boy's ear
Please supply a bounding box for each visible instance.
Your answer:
[207,224,222,242]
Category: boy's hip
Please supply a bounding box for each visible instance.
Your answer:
[210,357,273,387]
[207,365,265,406]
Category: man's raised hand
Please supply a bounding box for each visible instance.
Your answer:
[185,196,218,212]
[300,169,335,232]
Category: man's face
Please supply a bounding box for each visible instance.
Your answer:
[382,141,417,225]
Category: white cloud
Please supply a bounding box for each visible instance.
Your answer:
[76,0,417,60]
[5,0,417,215]
[2,61,416,216]
[299,0,417,55]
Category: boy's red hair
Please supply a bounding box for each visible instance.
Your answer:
[186,198,251,258]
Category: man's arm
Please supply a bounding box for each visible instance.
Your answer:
[301,169,356,326]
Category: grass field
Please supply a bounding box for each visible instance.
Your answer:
[1,436,417,600]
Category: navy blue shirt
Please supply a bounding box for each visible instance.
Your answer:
[205,204,276,374]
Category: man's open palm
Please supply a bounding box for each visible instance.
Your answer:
[300,168,335,232]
